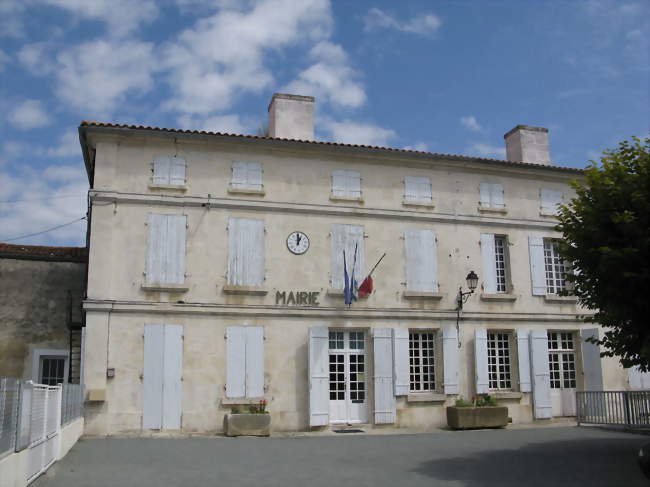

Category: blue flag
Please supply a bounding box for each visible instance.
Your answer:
[343,250,352,306]
[350,243,358,303]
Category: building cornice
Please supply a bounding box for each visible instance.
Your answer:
[90,190,562,231]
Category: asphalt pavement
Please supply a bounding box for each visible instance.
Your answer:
[34,426,648,487]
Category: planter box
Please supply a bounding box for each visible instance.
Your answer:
[446,406,508,430]
[223,414,271,437]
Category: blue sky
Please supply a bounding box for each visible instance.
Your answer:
[0,0,648,246]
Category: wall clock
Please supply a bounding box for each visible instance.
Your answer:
[287,231,310,255]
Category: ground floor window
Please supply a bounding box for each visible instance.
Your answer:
[548,332,576,389]
[487,332,512,390]
[40,357,66,385]
[409,331,436,392]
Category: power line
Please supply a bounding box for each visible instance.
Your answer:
[0,194,83,204]
[1,216,87,243]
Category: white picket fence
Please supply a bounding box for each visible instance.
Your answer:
[23,384,62,483]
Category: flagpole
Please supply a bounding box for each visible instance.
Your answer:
[366,252,386,278]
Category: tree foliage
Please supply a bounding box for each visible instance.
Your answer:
[556,137,649,370]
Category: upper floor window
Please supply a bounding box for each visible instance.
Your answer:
[544,240,567,294]
[227,217,265,286]
[480,233,510,294]
[479,182,505,209]
[331,170,361,200]
[404,229,438,293]
[487,332,512,390]
[152,156,186,186]
[540,189,563,216]
[231,161,263,192]
[404,176,432,204]
[145,213,187,285]
[409,331,436,392]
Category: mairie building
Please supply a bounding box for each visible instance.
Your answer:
[78,93,631,435]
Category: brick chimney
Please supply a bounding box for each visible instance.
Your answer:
[504,125,550,165]
[268,93,315,141]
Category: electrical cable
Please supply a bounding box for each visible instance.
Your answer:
[1,216,87,242]
[0,194,83,204]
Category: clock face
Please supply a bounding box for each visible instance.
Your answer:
[287,231,310,255]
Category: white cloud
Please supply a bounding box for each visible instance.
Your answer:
[403,142,429,152]
[363,8,442,37]
[55,39,157,117]
[47,130,80,158]
[18,42,55,75]
[322,119,395,146]
[460,115,483,133]
[8,100,51,129]
[469,143,507,159]
[39,0,158,37]
[0,0,26,38]
[177,114,248,134]
[163,0,333,115]
[283,41,366,108]
[0,164,88,245]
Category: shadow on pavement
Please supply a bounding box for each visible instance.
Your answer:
[412,437,647,486]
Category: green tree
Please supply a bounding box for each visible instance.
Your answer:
[556,137,649,370]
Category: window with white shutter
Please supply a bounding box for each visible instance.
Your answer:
[405,229,438,292]
[543,240,567,294]
[145,214,187,285]
[404,176,432,204]
[409,331,436,392]
[540,189,562,215]
[331,170,361,200]
[228,218,265,286]
[487,332,513,390]
[230,162,263,191]
[330,224,364,289]
[481,234,510,293]
[479,183,505,209]
[152,156,186,186]
[226,326,264,399]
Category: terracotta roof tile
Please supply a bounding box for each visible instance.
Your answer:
[79,121,584,174]
[0,243,87,261]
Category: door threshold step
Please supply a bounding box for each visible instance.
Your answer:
[333,428,365,434]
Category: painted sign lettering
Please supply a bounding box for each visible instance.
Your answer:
[276,291,320,307]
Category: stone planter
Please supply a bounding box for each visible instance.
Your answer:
[446,406,508,430]
[223,413,271,437]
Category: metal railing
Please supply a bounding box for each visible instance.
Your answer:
[0,378,20,457]
[577,390,650,428]
[61,384,84,426]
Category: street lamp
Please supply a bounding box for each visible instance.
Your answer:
[455,271,479,348]
[457,270,479,311]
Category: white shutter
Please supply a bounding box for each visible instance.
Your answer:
[528,236,547,296]
[330,224,364,289]
[228,218,265,286]
[373,328,396,424]
[443,326,459,394]
[231,162,248,188]
[480,234,497,294]
[309,327,329,426]
[405,229,437,292]
[491,183,505,208]
[143,324,165,429]
[146,214,167,284]
[529,329,552,419]
[479,183,491,207]
[331,170,347,197]
[419,177,432,202]
[346,171,361,198]
[162,324,183,429]
[392,328,409,396]
[516,329,532,393]
[474,329,489,394]
[404,176,419,201]
[245,327,265,398]
[226,327,246,398]
[166,215,186,285]
[247,162,263,190]
[581,329,603,391]
[170,157,186,185]
[153,156,171,185]
[541,189,562,214]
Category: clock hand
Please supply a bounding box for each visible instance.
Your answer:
[296,233,301,245]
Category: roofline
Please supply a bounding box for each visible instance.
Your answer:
[78,121,585,183]
[0,243,88,263]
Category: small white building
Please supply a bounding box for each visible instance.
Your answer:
[79,93,632,435]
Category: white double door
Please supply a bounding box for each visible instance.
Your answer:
[548,332,577,417]
[328,331,368,424]
[143,324,183,430]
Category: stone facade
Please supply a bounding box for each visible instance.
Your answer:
[79,95,631,436]
[0,244,86,382]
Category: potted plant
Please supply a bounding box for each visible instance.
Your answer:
[446,394,509,430]
[223,400,271,437]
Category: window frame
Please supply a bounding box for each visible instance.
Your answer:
[230,161,263,192]
[408,330,437,393]
[32,349,69,385]
[403,176,433,205]
[494,235,509,293]
[487,331,513,391]
[479,182,505,210]
[544,239,567,294]
[331,170,362,200]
